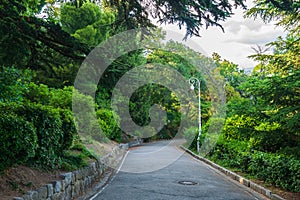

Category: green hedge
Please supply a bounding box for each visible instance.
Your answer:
[20,103,64,168]
[0,113,37,170]
[96,109,121,142]
[208,139,300,192]
[183,126,198,150]
[248,152,300,192]
[0,67,78,170]
[59,109,77,150]
[0,102,76,169]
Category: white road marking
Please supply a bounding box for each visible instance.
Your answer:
[89,150,130,200]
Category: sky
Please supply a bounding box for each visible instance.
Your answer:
[158,1,286,70]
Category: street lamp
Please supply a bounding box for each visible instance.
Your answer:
[189,77,201,153]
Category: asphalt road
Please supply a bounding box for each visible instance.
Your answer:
[91,140,266,200]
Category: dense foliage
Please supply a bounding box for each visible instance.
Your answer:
[0,67,77,169]
[185,1,300,192]
[0,0,299,194]
[186,37,300,191]
[103,0,246,38]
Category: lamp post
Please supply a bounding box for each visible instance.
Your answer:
[189,77,201,153]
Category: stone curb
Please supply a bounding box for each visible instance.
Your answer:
[180,146,286,200]
[76,169,113,200]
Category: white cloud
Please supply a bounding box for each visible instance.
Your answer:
[156,2,286,70]
[226,29,285,44]
[224,18,265,34]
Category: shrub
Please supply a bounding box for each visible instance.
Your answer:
[59,109,77,150]
[0,68,78,169]
[183,126,198,150]
[200,117,225,155]
[209,137,249,168]
[223,115,290,153]
[49,86,73,109]
[1,102,69,168]
[248,152,300,192]
[0,113,37,170]
[0,66,31,102]
[279,145,300,159]
[20,103,64,168]
[96,109,121,142]
[25,83,73,109]
[223,114,256,140]
[72,90,104,142]
[24,83,51,105]
[248,131,289,153]
[208,138,300,192]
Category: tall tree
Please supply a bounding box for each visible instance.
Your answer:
[246,0,300,32]
[61,2,115,47]
[0,0,90,87]
[102,0,246,38]
[234,0,300,151]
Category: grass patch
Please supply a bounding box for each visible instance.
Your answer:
[60,142,97,171]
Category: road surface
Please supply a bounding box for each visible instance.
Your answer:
[91,140,266,200]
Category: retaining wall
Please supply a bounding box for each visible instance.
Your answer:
[13,145,127,200]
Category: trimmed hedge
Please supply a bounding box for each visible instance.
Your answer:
[0,102,76,169]
[0,113,37,170]
[19,103,64,168]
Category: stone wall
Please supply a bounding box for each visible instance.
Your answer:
[13,145,126,200]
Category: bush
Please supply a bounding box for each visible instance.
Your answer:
[248,152,300,192]
[59,109,77,150]
[184,126,198,150]
[72,90,105,142]
[185,118,225,152]
[209,137,249,168]
[0,68,79,169]
[223,115,290,153]
[49,86,73,109]
[223,114,256,141]
[25,83,73,109]
[0,113,37,170]
[0,66,31,102]
[208,138,300,192]
[0,102,75,168]
[24,84,76,150]
[24,83,51,105]
[279,145,300,159]
[19,103,64,168]
[248,131,289,153]
[96,109,121,142]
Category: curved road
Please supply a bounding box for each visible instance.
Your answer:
[91,141,266,200]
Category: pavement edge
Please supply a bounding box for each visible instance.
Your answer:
[79,140,142,200]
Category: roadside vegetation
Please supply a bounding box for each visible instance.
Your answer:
[0,0,299,197]
[186,1,300,193]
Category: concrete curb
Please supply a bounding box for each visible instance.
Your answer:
[180,145,286,200]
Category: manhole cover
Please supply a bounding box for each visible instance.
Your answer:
[178,181,198,185]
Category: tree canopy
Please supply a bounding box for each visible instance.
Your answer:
[103,0,246,38]
[246,0,300,32]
